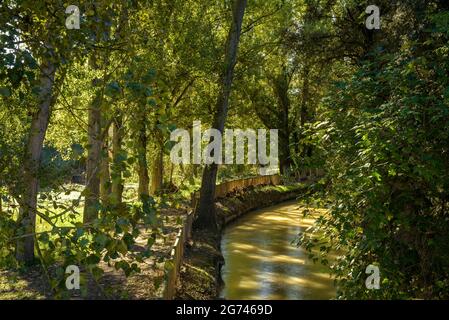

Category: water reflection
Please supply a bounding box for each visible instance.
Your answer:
[220,201,336,300]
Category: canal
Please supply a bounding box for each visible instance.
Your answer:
[220,200,336,300]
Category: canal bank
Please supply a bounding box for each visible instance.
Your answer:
[175,183,311,299]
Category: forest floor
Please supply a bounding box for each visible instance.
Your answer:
[0,181,315,300]
[0,206,189,300]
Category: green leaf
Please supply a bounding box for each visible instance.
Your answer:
[105,81,121,97]
[94,234,109,248]
[0,87,11,97]
[86,254,101,265]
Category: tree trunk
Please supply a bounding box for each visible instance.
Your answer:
[83,10,112,222]
[150,146,163,195]
[194,0,247,231]
[83,93,102,224]
[169,162,174,186]
[299,65,312,160]
[192,164,198,179]
[293,130,300,159]
[16,57,56,264]
[137,119,149,197]
[100,126,111,206]
[111,113,124,205]
[274,67,291,175]
[279,132,291,175]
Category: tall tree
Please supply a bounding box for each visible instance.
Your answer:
[195,0,248,231]
[16,47,57,263]
[83,3,129,223]
[83,88,103,223]
[137,116,150,197]
[111,112,124,204]
[1,1,72,264]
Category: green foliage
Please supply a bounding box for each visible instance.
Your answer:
[298,7,449,299]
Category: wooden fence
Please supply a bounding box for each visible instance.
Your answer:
[214,174,281,198]
[159,210,194,299]
[191,174,281,211]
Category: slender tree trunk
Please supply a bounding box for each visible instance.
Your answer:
[299,65,312,160]
[16,56,56,264]
[293,130,300,159]
[83,93,102,224]
[194,0,247,231]
[169,162,174,186]
[83,10,112,222]
[137,119,149,197]
[273,67,291,175]
[279,132,291,175]
[108,5,127,208]
[111,113,124,204]
[150,146,163,195]
[281,110,290,172]
[192,164,198,178]
[100,126,111,205]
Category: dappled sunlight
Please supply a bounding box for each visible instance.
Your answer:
[229,252,307,265]
[221,200,336,300]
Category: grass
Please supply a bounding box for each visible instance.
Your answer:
[259,182,306,193]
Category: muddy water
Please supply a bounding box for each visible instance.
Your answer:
[220,201,335,300]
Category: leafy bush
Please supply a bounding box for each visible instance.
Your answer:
[299,13,449,299]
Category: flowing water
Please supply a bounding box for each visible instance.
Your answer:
[220,200,336,300]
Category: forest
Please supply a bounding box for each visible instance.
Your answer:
[0,0,449,300]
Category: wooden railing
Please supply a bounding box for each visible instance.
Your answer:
[214,174,281,198]
[159,210,194,299]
